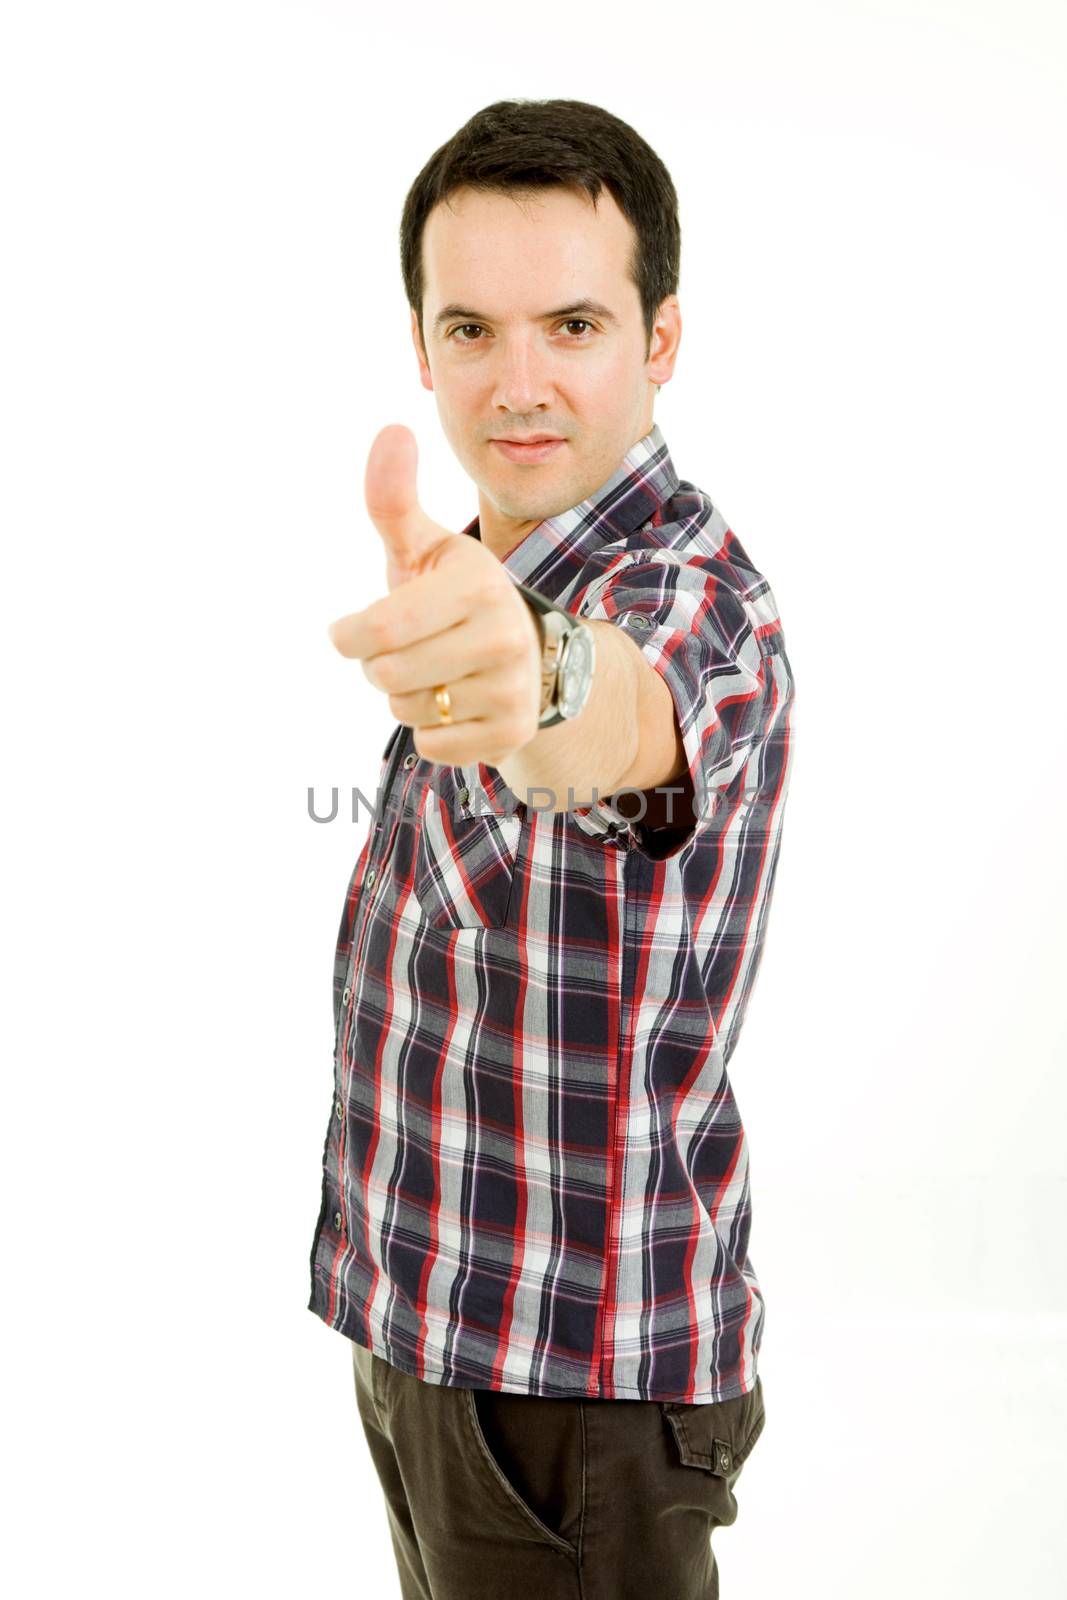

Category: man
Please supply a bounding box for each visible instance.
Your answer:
[308,98,796,1599]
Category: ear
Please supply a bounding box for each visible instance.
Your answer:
[411,307,433,393]
[647,295,682,389]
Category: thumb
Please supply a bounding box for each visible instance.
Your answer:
[364,423,453,589]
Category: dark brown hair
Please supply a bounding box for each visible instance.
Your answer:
[400,99,681,362]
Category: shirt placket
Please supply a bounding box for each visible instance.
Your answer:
[336,727,422,1046]
[330,728,424,1240]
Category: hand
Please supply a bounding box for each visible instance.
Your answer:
[327,424,544,768]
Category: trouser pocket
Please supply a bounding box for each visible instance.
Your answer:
[466,1385,583,1558]
[659,1376,766,1521]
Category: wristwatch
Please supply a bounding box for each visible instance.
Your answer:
[514,581,596,727]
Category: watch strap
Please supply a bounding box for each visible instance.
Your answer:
[513,581,573,724]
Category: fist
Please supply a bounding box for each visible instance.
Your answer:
[327,424,544,767]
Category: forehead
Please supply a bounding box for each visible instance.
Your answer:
[421,185,638,310]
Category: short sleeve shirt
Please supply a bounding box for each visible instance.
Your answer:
[307,422,796,1402]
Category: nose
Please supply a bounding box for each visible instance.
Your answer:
[490,333,556,417]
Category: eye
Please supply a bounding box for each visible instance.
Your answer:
[446,319,596,343]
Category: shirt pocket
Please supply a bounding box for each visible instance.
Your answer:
[412,765,524,932]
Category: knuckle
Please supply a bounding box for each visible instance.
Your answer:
[476,573,506,606]
[375,653,398,691]
[367,612,395,651]
[504,621,532,658]
[485,672,512,709]
[483,617,511,653]
[490,667,526,711]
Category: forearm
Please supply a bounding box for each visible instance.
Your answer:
[497,620,675,813]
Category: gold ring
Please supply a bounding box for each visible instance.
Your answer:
[433,684,453,725]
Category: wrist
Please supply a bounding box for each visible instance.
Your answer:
[514,582,595,727]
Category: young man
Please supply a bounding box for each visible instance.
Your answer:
[308,97,796,1599]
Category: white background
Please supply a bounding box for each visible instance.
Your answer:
[2,1,1064,1595]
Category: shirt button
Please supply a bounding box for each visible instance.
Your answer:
[403,753,418,769]
[457,786,469,806]
[627,613,652,630]
[342,985,351,1005]
[718,1449,731,1472]
[335,1100,343,1120]
[365,868,376,885]
[333,1210,343,1231]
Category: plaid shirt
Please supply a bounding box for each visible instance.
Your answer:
[308,422,796,1403]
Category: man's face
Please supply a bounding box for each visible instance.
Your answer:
[411,184,680,559]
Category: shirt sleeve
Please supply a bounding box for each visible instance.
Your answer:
[566,547,769,854]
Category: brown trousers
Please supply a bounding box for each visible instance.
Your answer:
[351,1339,766,1600]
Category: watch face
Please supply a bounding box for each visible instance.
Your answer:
[558,625,595,718]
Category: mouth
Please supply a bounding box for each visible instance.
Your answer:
[490,438,567,463]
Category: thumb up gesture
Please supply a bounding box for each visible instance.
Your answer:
[328,424,544,768]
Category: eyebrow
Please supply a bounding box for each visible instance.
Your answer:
[432,297,620,334]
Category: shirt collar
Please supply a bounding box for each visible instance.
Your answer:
[460,421,679,605]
